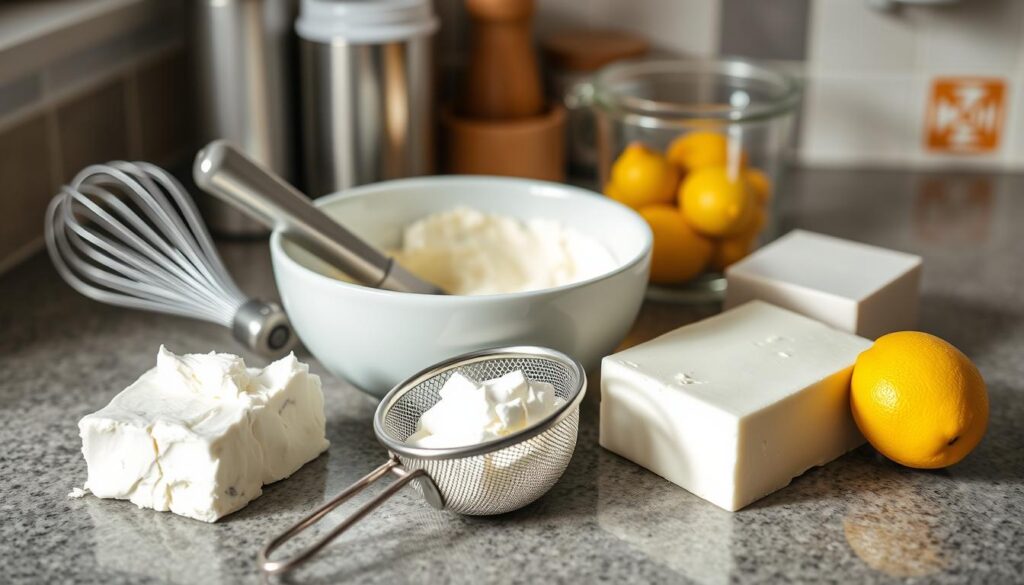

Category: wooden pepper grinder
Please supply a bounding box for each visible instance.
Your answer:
[462,0,544,119]
[444,0,566,181]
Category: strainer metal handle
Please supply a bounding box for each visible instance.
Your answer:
[259,346,586,576]
[259,456,437,574]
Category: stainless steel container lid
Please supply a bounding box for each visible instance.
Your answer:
[296,0,438,44]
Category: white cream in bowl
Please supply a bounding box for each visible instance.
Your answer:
[393,207,618,296]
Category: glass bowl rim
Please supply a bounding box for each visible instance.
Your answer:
[591,58,802,124]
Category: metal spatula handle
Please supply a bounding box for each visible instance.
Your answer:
[193,140,441,295]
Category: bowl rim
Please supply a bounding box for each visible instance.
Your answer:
[591,57,802,125]
[269,175,653,302]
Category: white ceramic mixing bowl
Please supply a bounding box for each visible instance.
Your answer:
[270,176,652,397]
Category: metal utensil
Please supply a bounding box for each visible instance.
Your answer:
[259,346,586,574]
[296,0,438,196]
[44,161,296,357]
[193,140,442,295]
[192,0,298,235]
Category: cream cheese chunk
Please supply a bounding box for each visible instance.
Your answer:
[600,301,872,512]
[724,230,922,340]
[392,207,618,295]
[78,346,330,522]
[406,371,565,449]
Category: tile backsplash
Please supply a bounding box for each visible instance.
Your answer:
[519,0,1024,169]
[801,0,1023,168]
[55,80,131,182]
[0,0,190,275]
[719,0,810,62]
[0,115,53,270]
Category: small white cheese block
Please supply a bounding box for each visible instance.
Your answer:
[724,230,922,340]
[599,301,871,511]
[78,347,330,522]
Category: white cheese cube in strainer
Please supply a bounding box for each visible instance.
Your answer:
[724,230,922,340]
[599,301,872,512]
[78,347,329,522]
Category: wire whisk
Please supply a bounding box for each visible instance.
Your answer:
[44,161,295,357]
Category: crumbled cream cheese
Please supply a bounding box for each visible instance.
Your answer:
[392,207,618,295]
[406,371,565,449]
[76,346,329,522]
[68,487,89,499]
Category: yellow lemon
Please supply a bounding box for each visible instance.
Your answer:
[608,143,680,209]
[604,181,623,200]
[735,204,767,238]
[638,205,712,284]
[745,168,772,204]
[709,235,755,272]
[678,166,755,237]
[851,331,988,469]
[667,131,732,171]
[709,203,768,272]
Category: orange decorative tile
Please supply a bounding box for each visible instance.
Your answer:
[925,77,1006,154]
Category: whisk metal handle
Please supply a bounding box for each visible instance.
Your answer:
[232,299,295,356]
[259,457,442,575]
[193,140,441,295]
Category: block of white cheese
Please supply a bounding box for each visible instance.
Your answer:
[599,301,871,511]
[724,230,922,340]
[78,346,330,522]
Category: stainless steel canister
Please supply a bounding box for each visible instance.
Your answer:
[192,0,298,236]
[296,0,438,197]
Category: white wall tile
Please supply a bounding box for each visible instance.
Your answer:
[807,0,917,75]
[533,0,721,57]
[603,0,721,57]
[534,0,611,40]
[1012,21,1024,165]
[1001,77,1024,165]
[912,0,1022,76]
[799,75,921,166]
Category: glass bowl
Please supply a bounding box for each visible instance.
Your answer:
[579,58,800,303]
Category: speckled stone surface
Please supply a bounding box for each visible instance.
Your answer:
[2,169,1023,584]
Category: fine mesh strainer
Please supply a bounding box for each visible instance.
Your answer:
[259,346,587,574]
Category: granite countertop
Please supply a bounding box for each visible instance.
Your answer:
[2,169,1022,584]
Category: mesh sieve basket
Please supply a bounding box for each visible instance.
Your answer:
[260,346,587,574]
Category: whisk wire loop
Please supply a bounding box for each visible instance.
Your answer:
[49,205,213,321]
[134,162,249,301]
[78,165,241,312]
[56,183,233,323]
[66,186,221,306]
[45,161,261,330]
[109,163,233,294]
